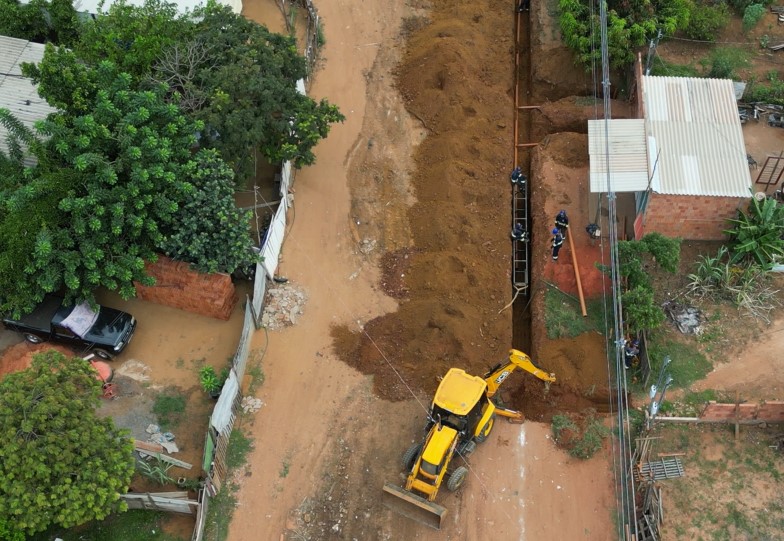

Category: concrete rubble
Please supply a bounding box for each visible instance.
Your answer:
[261,283,308,330]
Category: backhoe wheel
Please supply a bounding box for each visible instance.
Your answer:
[475,414,496,443]
[402,443,423,471]
[459,440,477,458]
[447,466,468,492]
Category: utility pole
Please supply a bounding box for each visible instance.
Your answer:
[644,29,664,76]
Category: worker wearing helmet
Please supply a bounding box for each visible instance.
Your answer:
[555,210,569,234]
[510,166,526,186]
[551,228,564,261]
[624,339,640,370]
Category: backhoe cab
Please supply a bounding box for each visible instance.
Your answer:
[382,349,555,529]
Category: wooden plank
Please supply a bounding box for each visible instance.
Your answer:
[154,453,193,470]
[149,491,189,499]
[134,440,165,453]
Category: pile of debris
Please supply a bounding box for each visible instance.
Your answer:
[241,395,264,414]
[141,423,179,454]
[261,283,308,330]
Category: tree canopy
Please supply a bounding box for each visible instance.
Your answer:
[0,0,341,314]
[0,351,134,536]
[0,0,79,46]
[558,0,690,69]
[0,58,258,315]
[160,149,257,274]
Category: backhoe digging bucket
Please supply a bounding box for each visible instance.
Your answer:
[382,482,447,530]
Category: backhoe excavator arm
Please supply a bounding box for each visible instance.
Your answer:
[483,349,556,398]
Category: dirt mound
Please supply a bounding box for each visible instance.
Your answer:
[533,97,633,137]
[335,0,516,400]
[0,342,76,377]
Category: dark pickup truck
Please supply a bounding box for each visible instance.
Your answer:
[2,296,137,359]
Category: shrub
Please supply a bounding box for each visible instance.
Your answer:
[685,0,730,41]
[743,3,766,31]
[701,46,749,79]
[724,196,784,268]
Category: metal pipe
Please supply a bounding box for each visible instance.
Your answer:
[566,227,587,316]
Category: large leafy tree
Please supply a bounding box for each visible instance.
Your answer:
[0,0,79,46]
[2,60,198,313]
[75,0,191,78]
[559,0,690,69]
[173,3,344,178]
[160,149,258,274]
[73,0,344,181]
[0,351,134,536]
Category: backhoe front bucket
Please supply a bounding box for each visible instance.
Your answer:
[382,482,447,530]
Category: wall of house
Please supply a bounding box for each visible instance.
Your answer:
[135,255,237,320]
[641,193,747,240]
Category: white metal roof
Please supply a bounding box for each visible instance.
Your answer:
[0,36,57,161]
[589,119,649,193]
[642,76,751,197]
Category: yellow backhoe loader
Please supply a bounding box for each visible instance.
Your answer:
[382,349,555,529]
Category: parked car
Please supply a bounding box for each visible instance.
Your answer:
[1,296,137,359]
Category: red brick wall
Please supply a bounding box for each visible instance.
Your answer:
[641,193,746,240]
[135,255,237,320]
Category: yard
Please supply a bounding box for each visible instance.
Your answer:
[0,284,252,540]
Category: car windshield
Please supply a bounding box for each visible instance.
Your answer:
[60,302,100,338]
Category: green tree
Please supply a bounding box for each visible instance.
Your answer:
[685,0,730,41]
[159,2,344,178]
[0,351,134,535]
[724,196,784,268]
[75,0,191,78]
[1,60,200,313]
[622,285,666,333]
[160,149,259,274]
[559,0,691,69]
[0,0,79,46]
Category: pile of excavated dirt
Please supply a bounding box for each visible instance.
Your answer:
[332,0,517,400]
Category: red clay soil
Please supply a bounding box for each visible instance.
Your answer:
[0,342,76,377]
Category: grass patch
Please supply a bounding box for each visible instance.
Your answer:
[649,56,701,78]
[203,484,238,541]
[570,415,610,459]
[29,511,185,541]
[152,388,186,429]
[654,423,784,540]
[226,428,254,470]
[646,332,712,388]
[544,286,608,339]
[247,358,265,396]
[203,429,254,541]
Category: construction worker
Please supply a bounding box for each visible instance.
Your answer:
[510,166,526,186]
[624,339,640,370]
[551,228,564,261]
[555,210,569,234]
[511,223,528,242]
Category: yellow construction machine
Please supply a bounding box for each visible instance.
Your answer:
[382,349,555,529]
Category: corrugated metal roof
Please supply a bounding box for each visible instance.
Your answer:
[589,118,650,193]
[0,36,57,162]
[642,76,751,197]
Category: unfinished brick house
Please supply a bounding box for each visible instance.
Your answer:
[589,75,751,241]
